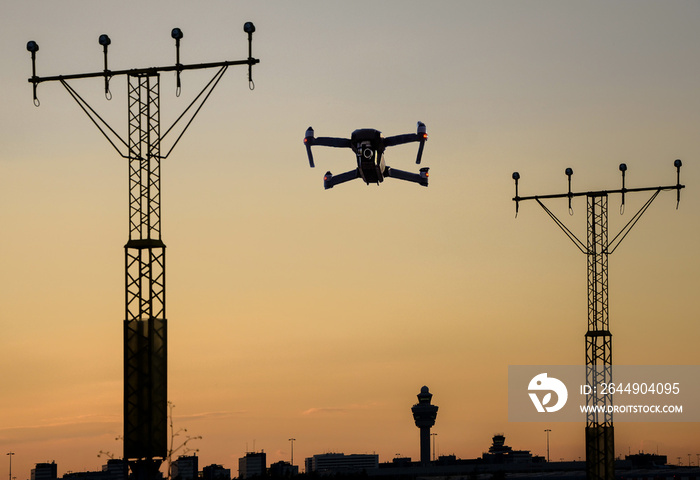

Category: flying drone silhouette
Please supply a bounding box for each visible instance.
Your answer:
[304,122,429,189]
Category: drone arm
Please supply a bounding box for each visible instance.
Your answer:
[385,166,429,187]
[383,133,420,147]
[314,137,352,148]
[323,169,360,189]
[384,122,428,164]
[304,127,352,168]
[305,138,352,169]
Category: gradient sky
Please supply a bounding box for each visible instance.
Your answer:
[1,1,699,477]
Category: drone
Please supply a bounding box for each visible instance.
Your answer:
[304,122,429,189]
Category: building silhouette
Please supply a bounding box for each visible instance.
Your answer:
[202,464,231,480]
[172,456,198,480]
[24,433,687,480]
[410,386,438,464]
[238,452,266,479]
[481,433,539,464]
[40,460,128,480]
[268,461,297,478]
[102,459,128,480]
[304,453,379,475]
[31,463,57,480]
[21,385,687,480]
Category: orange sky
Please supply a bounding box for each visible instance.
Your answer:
[1,1,699,478]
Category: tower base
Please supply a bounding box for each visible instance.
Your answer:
[585,425,614,480]
[129,459,163,480]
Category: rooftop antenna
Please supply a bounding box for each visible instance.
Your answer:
[512,161,684,480]
[27,24,259,480]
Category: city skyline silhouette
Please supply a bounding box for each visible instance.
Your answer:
[1,2,699,479]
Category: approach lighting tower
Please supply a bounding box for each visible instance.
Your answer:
[27,23,259,480]
[511,161,684,480]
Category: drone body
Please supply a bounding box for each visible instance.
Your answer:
[304,122,429,189]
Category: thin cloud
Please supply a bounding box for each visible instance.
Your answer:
[302,407,347,416]
[0,415,120,446]
[175,411,245,422]
[302,402,381,416]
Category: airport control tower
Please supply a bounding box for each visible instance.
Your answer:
[411,386,439,464]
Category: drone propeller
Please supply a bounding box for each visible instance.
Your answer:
[415,121,427,164]
[304,127,315,168]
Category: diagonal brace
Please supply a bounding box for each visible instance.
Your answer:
[536,198,587,253]
[61,79,129,158]
[607,190,660,254]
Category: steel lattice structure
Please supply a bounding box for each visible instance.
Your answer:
[584,194,614,480]
[27,24,258,480]
[124,73,168,463]
[512,162,684,480]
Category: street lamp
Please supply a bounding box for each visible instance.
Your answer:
[288,438,295,466]
[431,433,437,461]
[544,429,551,462]
[6,452,14,480]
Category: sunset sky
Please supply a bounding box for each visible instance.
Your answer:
[1,1,699,477]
